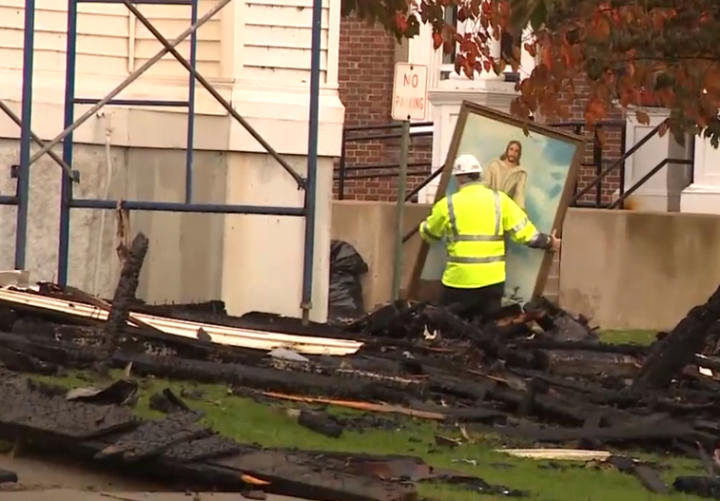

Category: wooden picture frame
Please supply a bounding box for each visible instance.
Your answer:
[407,101,586,303]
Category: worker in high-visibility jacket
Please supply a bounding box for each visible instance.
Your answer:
[419,154,561,319]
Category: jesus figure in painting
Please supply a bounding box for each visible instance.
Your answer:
[483,140,528,210]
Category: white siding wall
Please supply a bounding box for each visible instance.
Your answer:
[133,0,221,78]
[0,0,130,75]
[242,0,329,83]
[0,0,337,90]
[0,0,344,153]
[0,0,221,80]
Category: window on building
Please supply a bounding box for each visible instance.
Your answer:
[440,5,522,83]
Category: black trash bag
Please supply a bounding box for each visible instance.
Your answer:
[328,240,368,320]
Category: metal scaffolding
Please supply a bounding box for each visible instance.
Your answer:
[7,0,323,321]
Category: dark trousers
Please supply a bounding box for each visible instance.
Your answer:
[440,282,505,321]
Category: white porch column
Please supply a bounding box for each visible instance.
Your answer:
[408,22,442,92]
[519,26,535,78]
[623,109,692,211]
[681,137,720,214]
[483,28,502,79]
[220,0,345,321]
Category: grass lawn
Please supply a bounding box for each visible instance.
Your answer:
[599,330,658,346]
[26,329,707,501]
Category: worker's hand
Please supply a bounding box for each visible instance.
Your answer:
[548,229,561,252]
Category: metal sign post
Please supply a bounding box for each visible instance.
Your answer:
[390,63,428,300]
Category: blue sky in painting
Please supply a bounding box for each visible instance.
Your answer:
[453,114,577,231]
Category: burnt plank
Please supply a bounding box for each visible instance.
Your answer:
[115,353,410,403]
[486,415,705,444]
[0,468,18,484]
[444,407,505,424]
[0,346,58,375]
[96,411,205,461]
[0,331,410,403]
[105,233,149,347]
[164,434,247,463]
[538,349,640,378]
[0,378,138,440]
[633,464,670,494]
[674,476,720,498]
[211,449,415,501]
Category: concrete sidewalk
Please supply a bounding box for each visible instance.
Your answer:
[1,454,311,500]
[3,489,312,501]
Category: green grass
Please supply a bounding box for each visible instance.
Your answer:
[600,329,658,346]
[26,329,706,501]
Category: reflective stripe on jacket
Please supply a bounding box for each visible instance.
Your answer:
[419,182,541,288]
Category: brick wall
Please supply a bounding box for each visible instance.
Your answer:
[336,20,622,206]
[335,16,433,202]
[552,78,623,207]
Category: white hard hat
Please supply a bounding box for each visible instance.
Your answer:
[452,154,482,176]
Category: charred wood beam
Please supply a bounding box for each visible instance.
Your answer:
[104,233,150,360]
[0,468,18,484]
[0,345,58,375]
[14,313,265,367]
[512,339,649,356]
[96,411,209,462]
[606,456,670,494]
[64,284,170,341]
[694,354,720,372]
[634,284,720,390]
[480,414,708,445]
[487,384,588,425]
[50,323,266,367]
[0,331,412,403]
[509,368,620,400]
[673,476,720,498]
[537,349,641,378]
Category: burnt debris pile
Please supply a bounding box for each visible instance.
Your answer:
[0,369,425,501]
[2,236,720,498]
[1,282,720,448]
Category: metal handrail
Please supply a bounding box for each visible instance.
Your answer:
[608,158,693,209]
[344,122,433,133]
[344,130,434,141]
[570,120,667,205]
[337,122,435,200]
[405,167,444,202]
[337,161,430,173]
[334,169,431,182]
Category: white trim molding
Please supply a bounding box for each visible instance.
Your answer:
[623,108,692,212]
[681,135,720,215]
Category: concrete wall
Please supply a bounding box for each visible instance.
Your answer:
[331,200,429,311]
[0,102,336,321]
[0,138,228,302]
[560,209,720,330]
[332,202,720,331]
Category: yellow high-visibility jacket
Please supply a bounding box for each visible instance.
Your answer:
[419,182,550,288]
